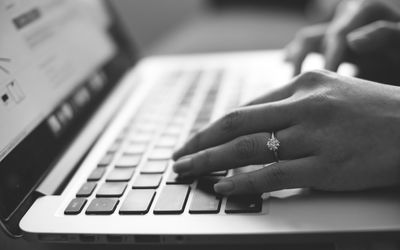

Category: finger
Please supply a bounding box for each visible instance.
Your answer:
[243,83,293,106]
[319,1,354,72]
[321,0,400,72]
[172,100,296,160]
[323,33,346,72]
[285,24,326,75]
[214,157,318,195]
[173,129,311,177]
[347,21,400,53]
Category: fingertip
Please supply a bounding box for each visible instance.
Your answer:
[173,155,192,171]
[214,180,235,195]
[171,151,180,161]
[172,147,185,161]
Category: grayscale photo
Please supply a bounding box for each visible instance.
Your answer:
[1,1,400,250]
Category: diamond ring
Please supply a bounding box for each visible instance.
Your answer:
[266,132,280,162]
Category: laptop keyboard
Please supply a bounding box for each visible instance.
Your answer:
[65,70,262,216]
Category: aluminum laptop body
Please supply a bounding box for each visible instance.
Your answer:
[0,0,399,246]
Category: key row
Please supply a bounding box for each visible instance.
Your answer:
[97,145,175,170]
[88,161,227,184]
[66,184,262,215]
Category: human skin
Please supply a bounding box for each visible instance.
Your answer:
[172,70,400,195]
[285,0,400,84]
[171,0,400,195]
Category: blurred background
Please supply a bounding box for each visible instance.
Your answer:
[112,0,340,56]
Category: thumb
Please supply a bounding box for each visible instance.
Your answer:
[347,21,400,53]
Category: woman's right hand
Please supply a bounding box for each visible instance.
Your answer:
[285,0,400,83]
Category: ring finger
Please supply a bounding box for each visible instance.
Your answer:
[173,129,313,177]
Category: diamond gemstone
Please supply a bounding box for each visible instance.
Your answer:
[267,137,280,151]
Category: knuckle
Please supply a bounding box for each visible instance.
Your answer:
[295,70,331,88]
[221,109,243,132]
[234,136,259,160]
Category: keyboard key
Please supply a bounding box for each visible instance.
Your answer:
[167,171,194,184]
[129,132,154,144]
[189,178,222,214]
[108,142,121,153]
[116,130,129,141]
[87,168,106,181]
[164,124,182,136]
[174,107,190,117]
[136,114,164,123]
[97,183,127,197]
[98,153,114,167]
[132,174,162,189]
[115,154,141,168]
[124,143,147,155]
[133,123,157,133]
[189,190,221,214]
[86,198,119,215]
[155,135,179,148]
[119,190,156,215]
[106,168,135,182]
[65,198,87,215]
[140,160,167,174]
[170,116,186,126]
[148,147,173,160]
[154,185,190,214]
[76,182,97,197]
[225,195,262,214]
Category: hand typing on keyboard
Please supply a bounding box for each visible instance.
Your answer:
[285,0,400,81]
[173,70,400,195]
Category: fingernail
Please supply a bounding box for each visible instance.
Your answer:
[173,156,192,173]
[214,181,234,194]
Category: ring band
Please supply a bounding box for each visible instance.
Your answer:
[267,132,280,162]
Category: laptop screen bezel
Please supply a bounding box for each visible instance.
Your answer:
[0,0,138,237]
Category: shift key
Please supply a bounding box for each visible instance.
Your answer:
[154,185,190,214]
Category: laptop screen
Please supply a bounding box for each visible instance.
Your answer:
[0,0,136,230]
[0,0,115,160]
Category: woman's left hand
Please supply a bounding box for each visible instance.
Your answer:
[172,70,400,195]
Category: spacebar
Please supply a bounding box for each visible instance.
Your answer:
[154,185,190,214]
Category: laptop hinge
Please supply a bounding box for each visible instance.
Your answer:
[1,191,43,238]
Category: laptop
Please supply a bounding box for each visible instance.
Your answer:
[1,0,400,245]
